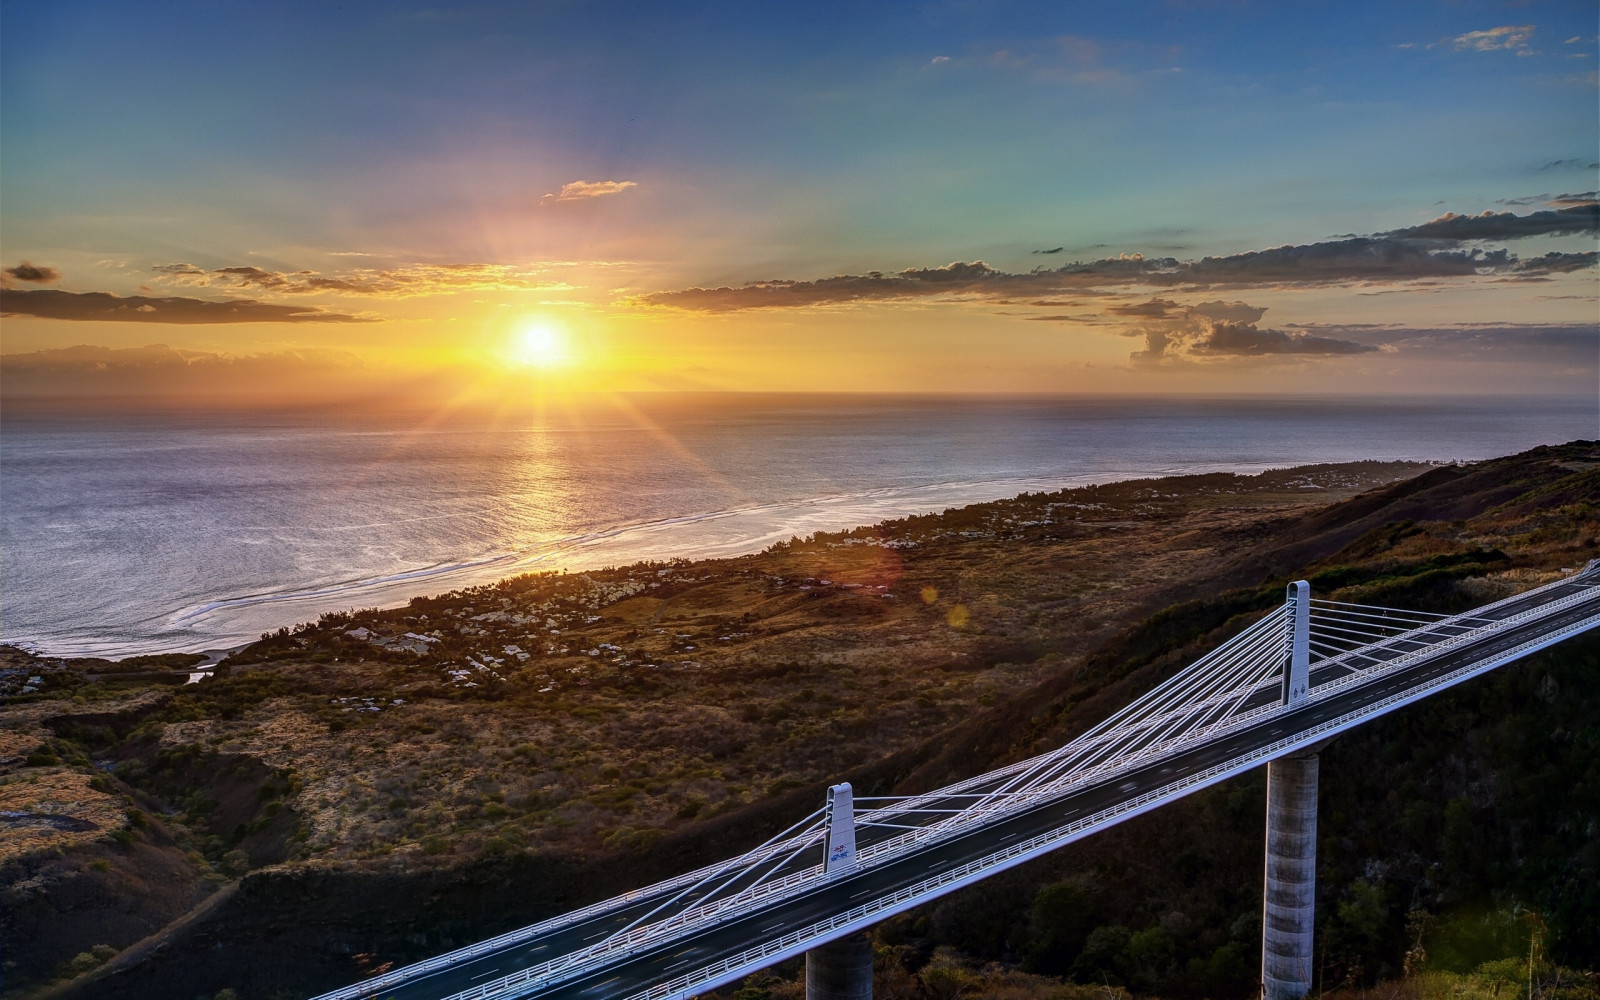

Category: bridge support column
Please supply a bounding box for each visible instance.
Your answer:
[808,784,871,1000]
[807,931,873,1000]
[1262,751,1318,1000]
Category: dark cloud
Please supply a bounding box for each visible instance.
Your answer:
[1188,300,1269,324]
[1126,301,1376,364]
[4,261,61,284]
[644,238,1590,311]
[1179,238,1501,282]
[1107,297,1181,317]
[1290,323,1598,368]
[212,265,299,289]
[1509,251,1599,275]
[1195,322,1376,356]
[640,206,1600,313]
[1539,158,1600,171]
[639,261,1018,311]
[1032,247,1066,255]
[1497,192,1598,208]
[0,288,371,324]
[1380,205,1599,241]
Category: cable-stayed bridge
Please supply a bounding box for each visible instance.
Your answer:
[318,562,1600,1000]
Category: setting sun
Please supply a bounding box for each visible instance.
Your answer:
[509,320,572,369]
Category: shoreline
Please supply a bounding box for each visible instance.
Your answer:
[4,442,1595,996]
[6,460,1436,661]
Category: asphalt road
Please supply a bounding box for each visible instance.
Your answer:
[346,574,1599,1000]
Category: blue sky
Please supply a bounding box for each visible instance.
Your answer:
[1,1,1595,395]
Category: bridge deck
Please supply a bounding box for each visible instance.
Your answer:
[323,568,1600,1000]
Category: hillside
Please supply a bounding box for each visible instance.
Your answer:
[2,443,1596,999]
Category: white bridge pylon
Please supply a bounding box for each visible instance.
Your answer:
[319,564,1600,1000]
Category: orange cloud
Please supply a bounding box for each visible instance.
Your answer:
[541,179,638,204]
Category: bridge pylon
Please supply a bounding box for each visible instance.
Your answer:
[809,783,872,1000]
[1263,581,1318,999]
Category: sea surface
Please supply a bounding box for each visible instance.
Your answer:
[2,394,1594,657]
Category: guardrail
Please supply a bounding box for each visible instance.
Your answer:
[451,584,1600,1000]
[625,598,1600,1000]
[327,568,1598,1000]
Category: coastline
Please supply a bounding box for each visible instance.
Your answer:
[3,443,1596,997]
[14,461,1420,660]
[6,394,1594,661]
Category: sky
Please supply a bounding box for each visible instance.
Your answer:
[1,0,1596,402]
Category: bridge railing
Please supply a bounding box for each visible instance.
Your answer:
[451,574,1600,1000]
[331,566,1600,1000]
[615,585,1600,1000]
[1303,579,1600,705]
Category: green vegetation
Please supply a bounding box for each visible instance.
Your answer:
[3,445,1597,999]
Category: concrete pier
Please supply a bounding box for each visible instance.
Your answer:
[1262,751,1318,999]
[806,931,874,1000]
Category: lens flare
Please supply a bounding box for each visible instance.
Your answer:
[509,321,570,369]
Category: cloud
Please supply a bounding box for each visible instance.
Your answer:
[1496,191,1597,207]
[637,205,1599,313]
[640,261,1021,311]
[1380,205,1598,241]
[150,261,562,298]
[0,288,372,324]
[3,261,61,285]
[1032,247,1066,255]
[1189,300,1269,324]
[1444,25,1534,52]
[542,179,638,204]
[1539,158,1600,171]
[643,233,1594,313]
[1194,323,1374,356]
[1177,238,1497,283]
[1125,302,1376,365]
[1509,251,1599,275]
[1285,322,1598,368]
[1107,297,1181,317]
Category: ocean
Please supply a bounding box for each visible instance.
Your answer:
[1,394,1593,657]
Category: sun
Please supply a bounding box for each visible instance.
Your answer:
[508,320,572,369]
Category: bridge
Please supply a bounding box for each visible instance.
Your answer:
[316,561,1600,1000]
